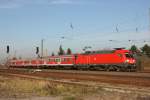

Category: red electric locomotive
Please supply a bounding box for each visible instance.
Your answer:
[9,48,136,71]
[74,49,136,71]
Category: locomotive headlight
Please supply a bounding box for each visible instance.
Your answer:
[132,59,136,63]
[125,59,129,63]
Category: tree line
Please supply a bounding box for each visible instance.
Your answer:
[130,44,150,57]
[56,44,150,57]
[11,43,150,60]
[51,45,72,56]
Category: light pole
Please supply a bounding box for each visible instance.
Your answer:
[41,39,44,58]
[149,8,150,32]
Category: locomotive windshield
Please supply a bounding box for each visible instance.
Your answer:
[125,53,134,58]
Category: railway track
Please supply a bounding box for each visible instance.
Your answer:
[0,68,150,87]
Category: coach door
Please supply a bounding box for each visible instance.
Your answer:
[55,58,61,65]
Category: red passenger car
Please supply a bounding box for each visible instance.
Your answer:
[45,55,75,69]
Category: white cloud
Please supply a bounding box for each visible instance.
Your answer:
[0,0,84,8]
[50,0,74,4]
[0,0,28,8]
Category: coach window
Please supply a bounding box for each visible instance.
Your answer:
[65,58,68,62]
[49,58,53,62]
[63,58,65,62]
[66,58,71,62]
[69,58,72,62]
[61,58,65,62]
[64,58,67,62]
[55,58,61,62]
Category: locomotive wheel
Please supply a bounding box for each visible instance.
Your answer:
[106,66,112,71]
[116,67,121,72]
[104,66,110,71]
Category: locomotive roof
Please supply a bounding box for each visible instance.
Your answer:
[83,49,130,54]
[115,49,130,53]
[83,50,115,54]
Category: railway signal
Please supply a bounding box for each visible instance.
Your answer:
[36,47,39,54]
[7,45,9,54]
[70,22,74,30]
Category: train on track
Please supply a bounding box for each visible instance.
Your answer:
[8,48,136,71]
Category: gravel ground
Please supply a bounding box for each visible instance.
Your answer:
[0,93,150,100]
[0,97,61,100]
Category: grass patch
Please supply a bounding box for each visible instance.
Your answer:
[62,96,83,100]
[0,76,150,100]
[0,76,99,98]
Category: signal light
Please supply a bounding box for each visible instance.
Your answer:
[36,47,39,54]
[7,45,9,54]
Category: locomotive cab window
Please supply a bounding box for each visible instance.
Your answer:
[125,53,134,58]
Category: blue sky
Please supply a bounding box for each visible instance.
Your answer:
[0,0,150,60]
